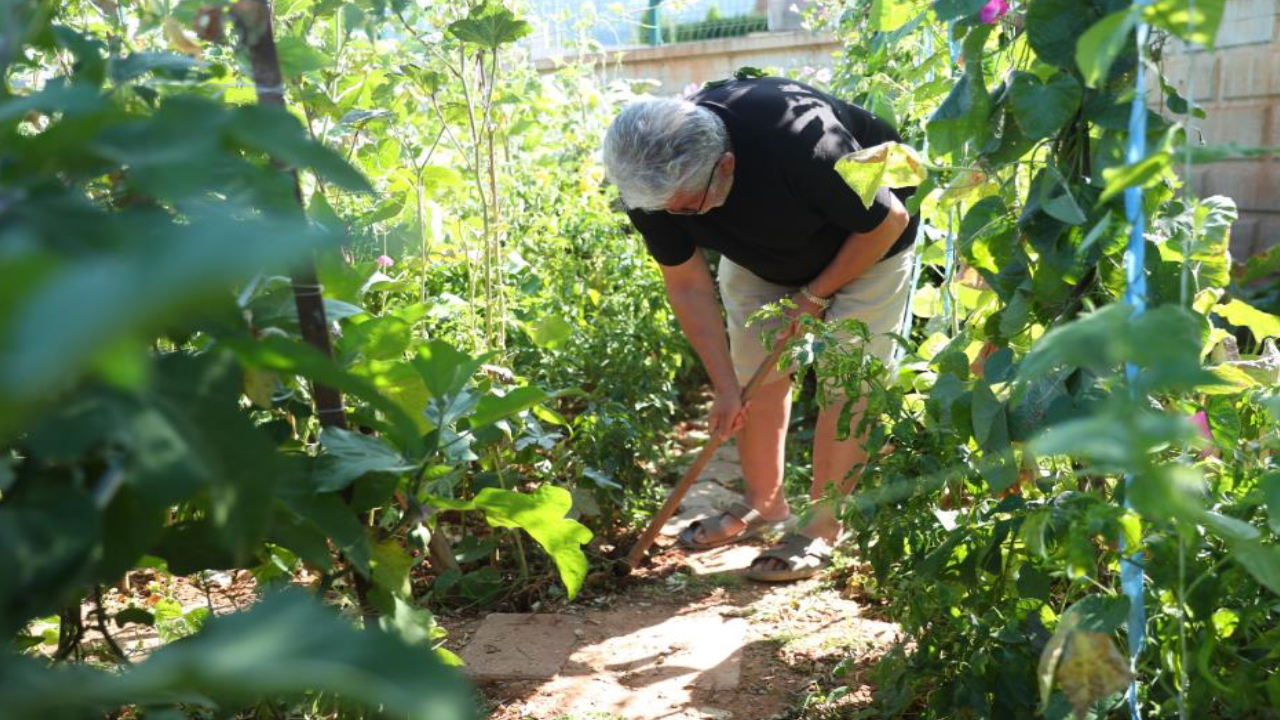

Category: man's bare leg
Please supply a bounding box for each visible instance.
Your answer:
[752,396,868,570]
[690,376,793,544]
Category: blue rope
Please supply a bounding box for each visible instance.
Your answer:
[1121,7,1152,719]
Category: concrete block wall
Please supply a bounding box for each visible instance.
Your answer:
[533,30,840,96]
[1160,0,1280,262]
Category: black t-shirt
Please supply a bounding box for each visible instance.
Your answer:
[626,77,918,286]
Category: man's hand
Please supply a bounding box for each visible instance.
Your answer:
[708,386,748,440]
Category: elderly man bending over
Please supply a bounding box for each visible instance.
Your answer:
[602,76,918,582]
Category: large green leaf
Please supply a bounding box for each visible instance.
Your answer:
[1027,0,1100,67]
[529,314,573,350]
[1158,195,1235,291]
[1228,539,1280,596]
[413,340,486,401]
[971,381,1009,454]
[230,104,372,192]
[1213,299,1280,342]
[1076,9,1138,88]
[1009,71,1082,140]
[871,0,930,30]
[446,4,531,49]
[1100,152,1171,202]
[223,335,423,456]
[429,485,593,598]
[0,485,100,636]
[1017,304,1210,392]
[834,141,929,208]
[1143,0,1226,47]
[0,592,475,720]
[927,72,989,158]
[470,386,549,428]
[1262,471,1280,536]
[275,34,333,77]
[315,427,418,492]
[0,214,338,410]
[932,0,987,21]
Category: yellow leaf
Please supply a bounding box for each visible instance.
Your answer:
[243,367,276,409]
[1057,630,1132,719]
[834,141,929,208]
[938,169,998,209]
[164,16,204,58]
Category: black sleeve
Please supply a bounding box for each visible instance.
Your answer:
[627,209,696,266]
[799,142,895,235]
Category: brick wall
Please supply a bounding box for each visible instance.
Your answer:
[1160,0,1280,261]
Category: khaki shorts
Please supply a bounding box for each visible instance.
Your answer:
[716,247,916,386]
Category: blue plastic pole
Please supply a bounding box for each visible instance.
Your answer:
[1121,6,1152,719]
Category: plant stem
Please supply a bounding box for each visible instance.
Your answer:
[491,448,529,580]
[94,585,130,665]
[231,0,373,619]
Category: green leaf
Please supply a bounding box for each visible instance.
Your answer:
[1228,539,1280,596]
[931,0,986,21]
[1100,152,1171,202]
[1240,244,1280,285]
[222,336,423,457]
[0,215,338,408]
[275,34,332,77]
[1039,171,1087,225]
[413,340,485,401]
[926,25,992,157]
[871,0,929,30]
[279,493,372,574]
[0,592,475,720]
[1027,0,1101,67]
[834,141,929,208]
[530,314,573,350]
[428,485,593,598]
[113,607,156,628]
[927,70,990,158]
[971,381,1009,453]
[378,594,446,649]
[315,427,417,492]
[371,537,415,599]
[1009,71,1083,139]
[230,105,372,192]
[1038,610,1079,711]
[1143,0,1226,47]
[1069,594,1130,633]
[110,51,207,84]
[1212,299,1280,342]
[1160,195,1236,291]
[1075,9,1138,88]
[1261,471,1280,536]
[0,486,100,636]
[446,4,532,49]
[470,386,549,428]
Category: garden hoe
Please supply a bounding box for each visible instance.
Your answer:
[588,341,788,586]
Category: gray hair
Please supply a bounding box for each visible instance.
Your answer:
[602,97,728,211]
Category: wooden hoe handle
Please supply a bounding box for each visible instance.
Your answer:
[622,341,788,571]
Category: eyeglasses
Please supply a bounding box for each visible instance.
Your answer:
[666,156,721,216]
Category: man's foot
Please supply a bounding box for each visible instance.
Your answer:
[677,500,791,551]
[746,532,834,582]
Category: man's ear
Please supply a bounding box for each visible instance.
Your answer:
[720,152,735,176]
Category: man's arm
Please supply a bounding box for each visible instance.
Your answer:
[805,192,911,300]
[658,251,745,438]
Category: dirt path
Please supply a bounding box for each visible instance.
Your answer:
[446,442,902,720]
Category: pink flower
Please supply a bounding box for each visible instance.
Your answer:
[375,254,394,268]
[1193,409,1218,458]
[980,0,1009,22]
